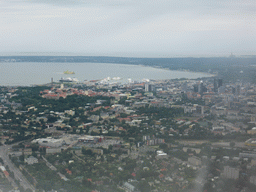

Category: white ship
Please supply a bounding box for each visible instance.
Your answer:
[112,77,121,80]
[59,77,78,83]
[142,78,150,82]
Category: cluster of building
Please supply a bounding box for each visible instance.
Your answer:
[3,75,256,191]
[142,135,165,146]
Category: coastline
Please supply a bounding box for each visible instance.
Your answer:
[0,61,215,86]
[138,63,215,79]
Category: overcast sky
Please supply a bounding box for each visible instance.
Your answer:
[0,0,255,57]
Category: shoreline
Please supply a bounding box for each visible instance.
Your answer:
[0,62,215,87]
[138,63,215,79]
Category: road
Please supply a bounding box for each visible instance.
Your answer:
[0,144,36,192]
[41,155,68,181]
[41,156,57,171]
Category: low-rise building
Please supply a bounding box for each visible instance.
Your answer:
[223,166,239,179]
[188,156,201,166]
[123,182,136,192]
[25,156,38,165]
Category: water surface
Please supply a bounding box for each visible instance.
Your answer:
[0,62,211,86]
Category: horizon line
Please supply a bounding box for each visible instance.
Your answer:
[0,52,255,58]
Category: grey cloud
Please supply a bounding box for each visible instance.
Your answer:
[0,0,255,56]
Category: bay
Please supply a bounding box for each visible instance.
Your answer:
[0,62,211,86]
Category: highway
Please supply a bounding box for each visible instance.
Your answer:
[0,144,36,192]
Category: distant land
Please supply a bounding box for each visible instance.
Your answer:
[1,56,256,83]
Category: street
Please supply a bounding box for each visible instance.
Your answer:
[0,144,36,192]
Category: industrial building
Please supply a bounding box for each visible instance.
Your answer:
[31,137,65,148]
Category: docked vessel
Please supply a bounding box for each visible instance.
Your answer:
[112,77,121,80]
[64,70,75,74]
[59,77,78,83]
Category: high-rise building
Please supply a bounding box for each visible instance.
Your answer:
[145,84,154,92]
[198,82,204,95]
[193,84,198,92]
[218,79,223,87]
[235,85,240,95]
[181,82,188,92]
[232,87,236,94]
[214,79,218,92]
[213,78,223,93]
[198,81,207,95]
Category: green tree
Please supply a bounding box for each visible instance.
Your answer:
[230,142,235,148]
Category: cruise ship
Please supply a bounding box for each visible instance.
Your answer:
[59,77,78,83]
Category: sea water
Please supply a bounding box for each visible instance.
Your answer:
[0,62,211,86]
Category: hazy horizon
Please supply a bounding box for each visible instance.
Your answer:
[1,0,255,57]
[0,52,255,58]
